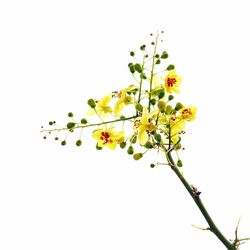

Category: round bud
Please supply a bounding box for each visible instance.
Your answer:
[177,159,183,167]
[129,65,135,74]
[49,121,53,126]
[120,115,126,120]
[176,143,182,150]
[167,64,175,71]
[76,140,82,147]
[155,59,161,65]
[67,122,75,129]
[81,118,88,124]
[154,133,162,143]
[145,141,153,149]
[134,64,142,73]
[120,142,127,149]
[155,54,160,58]
[61,140,66,146]
[166,105,173,114]
[161,51,168,59]
[68,112,73,117]
[55,137,59,140]
[158,91,165,99]
[168,95,174,101]
[43,136,46,139]
[175,102,183,111]
[87,99,96,108]
[135,103,143,112]
[127,146,134,155]
[130,51,135,56]
[130,135,137,144]
[157,100,166,112]
[150,98,156,105]
[150,163,155,168]
[133,153,143,160]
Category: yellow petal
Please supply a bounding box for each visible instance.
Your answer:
[138,126,148,145]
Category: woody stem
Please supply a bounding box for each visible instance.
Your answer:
[164,149,236,250]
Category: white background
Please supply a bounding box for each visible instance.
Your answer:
[1,0,250,249]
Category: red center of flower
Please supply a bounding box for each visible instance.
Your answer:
[100,131,113,144]
[182,108,192,116]
[167,77,176,87]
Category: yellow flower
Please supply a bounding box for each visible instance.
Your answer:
[170,117,186,143]
[135,107,157,145]
[87,95,112,117]
[180,106,197,121]
[114,85,136,116]
[92,127,124,150]
[164,70,182,93]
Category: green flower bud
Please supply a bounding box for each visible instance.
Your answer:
[96,144,102,150]
[130,135,137,144]
[166,105,173,114]
[61,140,66,146]
[120,115,126,120]
[161,51,168,59]
[49,121,53,126]
[150,163,155,168]
[168,95,174,101]
[76,140,82,147]
[129,65,135,74]
[155,59,161,65]
[127,146,134,155]
[176,143,182,150]
[177,159,183,167]
[157,100,166,112]
[81,118,88,124]
[68,112,73,117]
[135,103,143,112]
[175,102,183,111]
[158,91,165,99]
[144,141,153,149]
[130,51,135,56]
[120,142,127,149]
[154,133,162,143]
[150,98,156,105]
[67,122,75,129]
[167,64,175,71]
[55,137,59,140]
[155,54,160,58]
[133,153,143,160]
[134,63,142,73]
[87,99,96,108]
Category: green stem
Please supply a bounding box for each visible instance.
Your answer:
[165,150,236,250]
[42,116,137,133]
[148,34,159,112]
[137,57,145,104]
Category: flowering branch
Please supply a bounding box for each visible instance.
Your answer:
[41,31,248,249]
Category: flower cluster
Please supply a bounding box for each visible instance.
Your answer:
[42,32,196,166]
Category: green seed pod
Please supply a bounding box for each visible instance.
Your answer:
[120,142,127,149]
[68,112,73,117]
[175,102,183,111]
[166,105,173,114]
[96,144,102,150]
[177,159,183,167]
[167,64,175,71]
[61,140,66,146]
[150,98,156,105]
[176,143,182,150]
[133,153,143,160]
[168,95,174,101]
[135,103,143,112]
[154,133,162,143]
[157,100,166,112]
[87,99,96,108]
[150,163,155,168]
[81,118,88,124]
[67,122,75,129]
[144,141,153,149]
[76,140,82,147]
[130,135,137,144]
[158,91,165,99]
[127,146,134,155]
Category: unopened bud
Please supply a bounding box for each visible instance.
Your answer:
[133,153,143,160]
[127,146,134,155]
[157,101,166,112]
[175,102,183,111]
[166,105,172,114]
[177,159,183,167]
[87,99,96,108]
